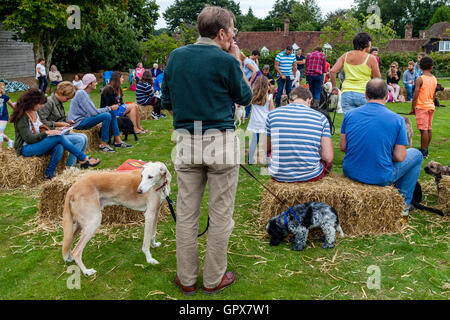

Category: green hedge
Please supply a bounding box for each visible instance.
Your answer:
[377,52,450,78]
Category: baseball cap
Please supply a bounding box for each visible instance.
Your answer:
[79,73,97,90]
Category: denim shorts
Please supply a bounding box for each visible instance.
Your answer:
[341,92,367,114]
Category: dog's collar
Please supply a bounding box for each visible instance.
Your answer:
[155,180,168,192]
[283,207,299,228]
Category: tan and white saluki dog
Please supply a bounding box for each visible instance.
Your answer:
[61,162,171,276]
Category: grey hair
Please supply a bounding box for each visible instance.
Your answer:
[197,6,235,39]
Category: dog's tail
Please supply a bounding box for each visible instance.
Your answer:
[411,200,444,216]
[62,190,74,261]
[336,223,345,238]
[331,207,345,238]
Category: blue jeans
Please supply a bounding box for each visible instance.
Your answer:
[404,83,415,101]
[276,77,293,107]
[65,133,88,166]
[341,92,368,114]
[75,111,120,143]
[38,76,48,93]
[306,74,323,100]
[21,135,87,176]
[245,105,251,119]
[248,132,260,164]
[383,148,423,205]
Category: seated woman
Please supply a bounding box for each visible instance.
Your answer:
[72,74,83,90]
[387,62,401,103]
[49,65,63,86]
[68,73,132,152]
[135,62,145,84]
[136,70,165,120]
[11,89,100,180]
[38,81,88,169]
[100,71,146,133]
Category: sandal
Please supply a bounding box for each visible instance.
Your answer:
[44,174,55,180]
[79,157,101,169]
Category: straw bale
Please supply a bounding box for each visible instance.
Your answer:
[437,176,450,215]
[37,169,170,226]
[138,104,154,121]
[259,173,406,237]
[72,124,102,153]
[0,149,68,190]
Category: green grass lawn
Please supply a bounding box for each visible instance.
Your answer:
[0,86,449,300]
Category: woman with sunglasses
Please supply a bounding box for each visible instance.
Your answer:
[387,61,401,103]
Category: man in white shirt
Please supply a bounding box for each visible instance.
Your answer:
[36,58,48,94]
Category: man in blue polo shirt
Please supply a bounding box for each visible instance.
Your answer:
[266,86,334,182]
[274,45,297,107]
[340,78,423,216]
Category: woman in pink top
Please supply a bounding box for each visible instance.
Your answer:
[135,62,145,84]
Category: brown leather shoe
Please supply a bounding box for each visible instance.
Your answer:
[202,271,236,295]
[174,275,196,296]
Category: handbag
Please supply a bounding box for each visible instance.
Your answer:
[26,112,49,134]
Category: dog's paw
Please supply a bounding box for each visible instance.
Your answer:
[292,244,306,251]
[147,257,159,265]
[151,241,161,248]
[83,268,97,276]
[321,242,335,249]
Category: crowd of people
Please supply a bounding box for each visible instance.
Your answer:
[161,6,440,296]
[0,5,442,297]
[1,58,170,177]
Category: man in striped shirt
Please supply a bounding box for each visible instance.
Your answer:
[265,86,334,182]
[274,45,297,107]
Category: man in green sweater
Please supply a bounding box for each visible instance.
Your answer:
[162,6,252,296]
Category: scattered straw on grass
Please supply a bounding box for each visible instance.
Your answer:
[438,176,450,215]
[259,173,406,237]
[0,149,68,190]
[37,168,170,227]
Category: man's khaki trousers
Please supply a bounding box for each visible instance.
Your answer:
[174,129,239,288]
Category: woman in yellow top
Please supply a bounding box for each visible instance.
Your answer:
[330,33,381,114]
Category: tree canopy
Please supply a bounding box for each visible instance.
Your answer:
[163,0,241,32]
[126,0,160,40]
[353,0,449,37]
[320,10,397,64]
[427,5,450,28]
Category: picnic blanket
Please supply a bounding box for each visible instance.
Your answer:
[0,79,30,93]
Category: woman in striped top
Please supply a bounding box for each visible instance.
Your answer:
[136,71,165,120]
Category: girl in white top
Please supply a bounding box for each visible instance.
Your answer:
[247,76,274,164]
[72,74,83,90]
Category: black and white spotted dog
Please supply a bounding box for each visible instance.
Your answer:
[266,202,344,251]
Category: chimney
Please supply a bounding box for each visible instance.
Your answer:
[284,18,290,37]
[405,23,413,39]
[419,30,426,39]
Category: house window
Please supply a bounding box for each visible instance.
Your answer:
[439,41,450,52]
